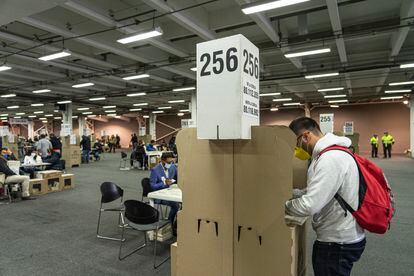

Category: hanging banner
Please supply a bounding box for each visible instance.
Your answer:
[181,119,197,128]
[9,118,29,125]
[0,126,9,137]
[60,123,72,136]
[319,113,334,134]
[139,127,146,136]
[343,121,354,135]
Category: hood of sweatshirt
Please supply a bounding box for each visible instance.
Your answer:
[312,133,352,158]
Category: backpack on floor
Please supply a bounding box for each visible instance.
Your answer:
[318,145,395,234]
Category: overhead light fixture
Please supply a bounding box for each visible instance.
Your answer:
[0,117,7,120]
[177,113,184,116]
[34,111,44,114]
[28,115,37,118]
[32,89,51,94]
[133,103,148,106]
[305,72,339,79]
[14,116,22,119]
[318,87,344,92]
[179,109,190,112]
[260,92,281,97]
[103,106,116,109]
[380,96,404,100]
[0,65,12,72]
[400,63,414,69]
[389,81,414,86]
[283,102,302,106]
[129,108,142,111]
[143,115,150,118]
[190,67,197,72]
[0,114,8,116]
[38,50,71,61]
[173,86,195,92]
[324,94,347,98]
[158,106,172,110]
[122,74,150,80]
[328,99,348,103]
[31,103,44,107]
[403,100,409,104]
[168,100,185,103]
[127,92,146,97]
[1,94,16,98]
[384,89,411,94]
[72,82,94,88]
[45,114,53,117]
[285,48,330,58]
[242,0,310,14]
[107,113,117,117]
[87,115,96,118]
[273,98,292,102]
[270,107,279,111]
[39,117,47,120]
[15,112,25,115]
[104,110,116,113]
[54,110,59,112]
[117,27,163,44]
[89,97,106,101]
[42,120,48,123]
[152,111,164,114]
[72,116,78,119]
[57,100,72,104]
[82,112,92,115]
[7,106,19,109]
[77,107,90,111]
[330,105,340,108]
[54,117,62,119]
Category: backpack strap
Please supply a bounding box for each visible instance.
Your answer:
[318,145,358,215]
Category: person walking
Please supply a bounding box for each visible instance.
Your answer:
[80,135,91,163]
[381,132,395,158]
[370,134,379,158]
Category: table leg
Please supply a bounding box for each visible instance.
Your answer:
[149,198,155,207]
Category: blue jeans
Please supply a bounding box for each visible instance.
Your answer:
[82,150,90,163]
[156,200,179,223]
[313,238,366,276]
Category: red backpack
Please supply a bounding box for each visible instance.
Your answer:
[319,145,395,234]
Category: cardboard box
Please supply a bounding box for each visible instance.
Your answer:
[176,126,306,276]
[35,170,64,192]
[29,178,48,195]
[149,156,161,170]
[35,170,63,180]
[62,174,74,189]
[171,242,178,276]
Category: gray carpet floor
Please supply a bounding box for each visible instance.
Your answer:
[0,152,413,275]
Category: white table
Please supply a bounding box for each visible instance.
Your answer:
[20,163,51,168]
[148,187,182,207]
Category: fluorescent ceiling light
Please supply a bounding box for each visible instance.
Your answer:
[45,114,53,117]
[380,96,404,100]
[143,115,150,118]
[31,103,44,107]
[122,74,150,80]
[54,110,59,112]
[285,48,330,58]
[177,113,184,117]
[384,90,411,94]
[72,116,78,119]
[0,114,8,116]
[7,106,19,109]
[89,97,106,101]
[173,86,195,92]
[39,117,47,120]
[87,115,96,118]
[305,72,339,79]
[260,92,281,97]
[103,106,116,109]
[190,67,197,72]
[14,116,22,119]
[1,94,16,98]
[38,50,71,61]
[328,99,348,103]
[168,100,185,103]
[129,108,142,111]
[72,82,94,88]
[133,103,148,106]
[16,112,25,115]
[28,115,37,118]
[127,92,146,97]
[318,87,344,92]
[104,110,116,113]
[179,109,190,112]
[77,107,89,111]
[242,0,310,14]
[283,102,302,106]
[0,65,12,71]
[34,111,44,114]
[42,120,48,123]
[400,63,414,69]
[152,111,164,114]
[330,105,340,108]
[403,100,409,104]
[58,100,72,104]
[82,112,92,115]
[117,27,163,44]
[0,117,7,120]
[107,113,117,117]
[54,117,62,119]
[324,94,347,98]
[32,89,51,94]
[273,98,292,102]
[389,81,414,86]
[270,108,279,111]
[158,106,172,110]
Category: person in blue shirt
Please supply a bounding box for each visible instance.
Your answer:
[146,140,157,152]
[149,152,179,223]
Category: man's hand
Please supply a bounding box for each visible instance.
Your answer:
[165,179,173,185]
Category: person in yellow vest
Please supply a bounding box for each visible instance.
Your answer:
[382,132,395,158]
[370,134,379,158]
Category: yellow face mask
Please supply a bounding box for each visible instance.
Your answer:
[294,147,311,160]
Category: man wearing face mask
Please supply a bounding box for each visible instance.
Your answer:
[285,117,365,276]
[149,152,179,224]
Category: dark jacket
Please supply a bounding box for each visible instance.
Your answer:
[0,156,16,176]
[50,136,62,150]
[80,136,91,151]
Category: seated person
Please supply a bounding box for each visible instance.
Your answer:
[92,139,103,161]
[149,152,179,223]
[130,141,146,168]
[1,148,18,161]
[0,154,34,200]
[43,152,63,170]
[21,149,42,178]
[146,140,157,152]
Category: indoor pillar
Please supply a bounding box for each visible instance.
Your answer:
[78,116,86,137]
[28,121,34,139]
[149,114,156,140]
[190,91,197,123]
[410,98,414,158]
[61,103,73,134]
[304,103,311,118]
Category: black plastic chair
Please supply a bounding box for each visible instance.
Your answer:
[119,200,171,269]
[96,182,125,241]
[141,177,151,202]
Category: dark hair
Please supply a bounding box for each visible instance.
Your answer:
[289,117,322,136]
[40,134,46,139]
[161,152,175,160]
[150,140,155,144]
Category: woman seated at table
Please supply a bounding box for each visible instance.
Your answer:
[149,152,179,224]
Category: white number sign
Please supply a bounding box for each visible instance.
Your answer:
[319,113,334,134]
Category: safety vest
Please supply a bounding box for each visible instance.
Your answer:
[382,135,395,146]
[370,137,378,147]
